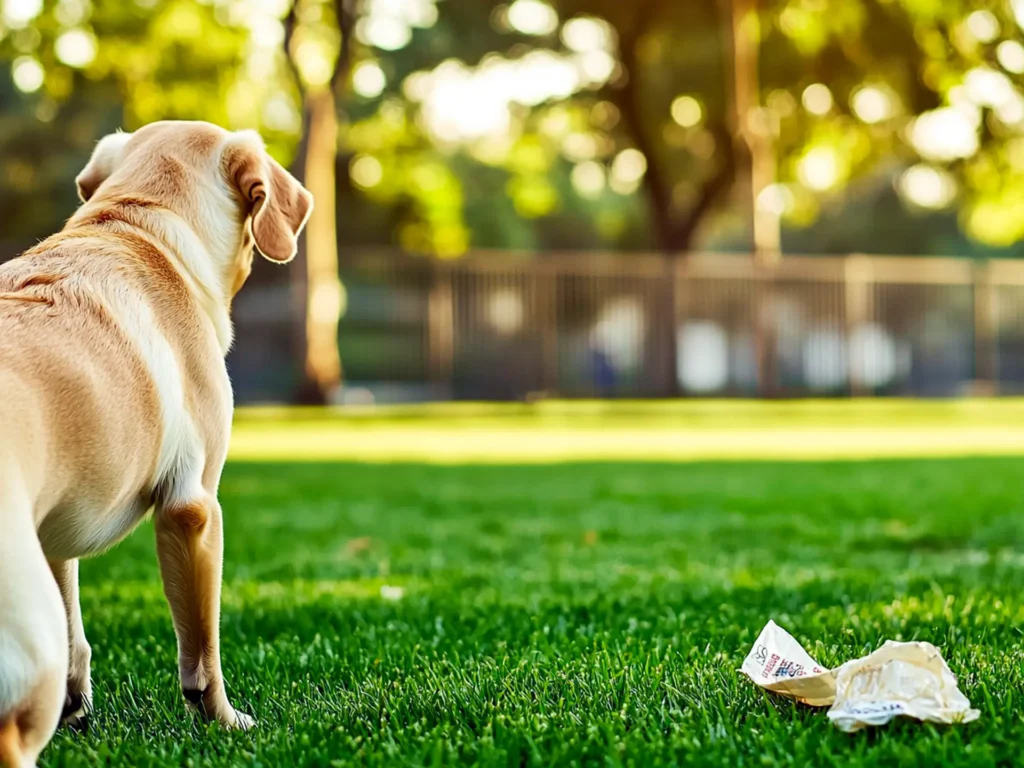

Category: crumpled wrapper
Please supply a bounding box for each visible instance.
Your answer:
[739,620,980,731]
[827,640,980,732]
[739,620,837,707]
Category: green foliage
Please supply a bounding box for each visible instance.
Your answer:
[10,0,1024,252]
[765,0,1024,246]
[0,0,299,240]
[0,0,251,126]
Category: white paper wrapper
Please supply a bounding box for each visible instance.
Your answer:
[739,621,980,731]
[827,640,981,732]
[739,620,837,707]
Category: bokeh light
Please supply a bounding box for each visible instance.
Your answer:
[561,16,612,53]
[899,164,957,210]
[910,107,979,162]
[54,0,88,27]
[352,61,387,98]
[54,28,97,69]
[11,55,43,92]
[610,148,646,194]
[963,66,1016,109]
[351,154,384,189]
[798,146,840,191]
[577,49,615,84]
[756,183,794,216]
[356,16,413,51]
[965,10,1000,43]
[997,40,1024,73]
[850,85,894,124]
[670,95,702,128]
[571,161,605,198]
[356,0,438,51]
[506,0,558,36]
[801,83,833,116]
[2,0,42,29]
[417,60,512,143]
[562,131,598,161]
[293,38,337,88]
[409,46,612,145]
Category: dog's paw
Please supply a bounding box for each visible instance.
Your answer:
[183,687,255,730]
[230,710,256,731]
[61,689,91,732]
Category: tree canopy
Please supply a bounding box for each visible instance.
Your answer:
[5,0,1024,256]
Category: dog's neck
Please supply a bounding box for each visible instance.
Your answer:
[67,197,236,354]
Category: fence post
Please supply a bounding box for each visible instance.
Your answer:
[753,260,778,397]
[973,260,999,394]
[538,261,559,394]
[844,255,872,397]
[664,254,681,397]
[428,262,454,393]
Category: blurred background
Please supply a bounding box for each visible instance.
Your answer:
[3,0,1024,404]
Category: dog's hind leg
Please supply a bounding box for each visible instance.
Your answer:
[153,493,253,730]
[0,485,68,767]
[47,560,91,731]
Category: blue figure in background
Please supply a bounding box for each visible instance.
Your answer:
[591,347,616,395]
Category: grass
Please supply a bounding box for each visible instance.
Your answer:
[38,403,1024,767]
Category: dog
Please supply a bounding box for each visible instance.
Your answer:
[0,121,312,767]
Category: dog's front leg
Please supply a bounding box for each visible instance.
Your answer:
[154,493,254,729]
[49,558,92,730]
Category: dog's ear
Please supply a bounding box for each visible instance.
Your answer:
[223,132,313,263]
[76,131,134,202]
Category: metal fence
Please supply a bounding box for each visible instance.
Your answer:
[263,249,1024,403]
[5,239,1024,402]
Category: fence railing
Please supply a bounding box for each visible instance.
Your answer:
[300,250,1024,402]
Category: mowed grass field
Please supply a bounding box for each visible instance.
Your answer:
[42,402,1024,767]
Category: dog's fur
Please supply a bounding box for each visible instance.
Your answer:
[0,121,312,767]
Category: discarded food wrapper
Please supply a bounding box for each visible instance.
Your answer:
[739,620,836,707]
[739,620,980,731]
[827,640,980,732]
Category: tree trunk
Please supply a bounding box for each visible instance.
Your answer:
[300,87,343,403]
[283,0,356,405]
[611,9,736,396]
[720,0,779,395]
[723,0,779,262]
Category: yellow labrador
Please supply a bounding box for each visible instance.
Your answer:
[0,121,312,767]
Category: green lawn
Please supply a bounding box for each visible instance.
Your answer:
[41,406,1024,766]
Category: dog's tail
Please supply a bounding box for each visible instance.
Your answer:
[0,480,67,768]
[0,717,24,768]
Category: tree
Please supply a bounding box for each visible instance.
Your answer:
[334,0,1024,258]
[282,0,358,405]
[9,1,1024,285]
[760,0,1024,250]
[554,0,737,254]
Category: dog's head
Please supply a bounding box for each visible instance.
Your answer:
[74,121,313,296]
